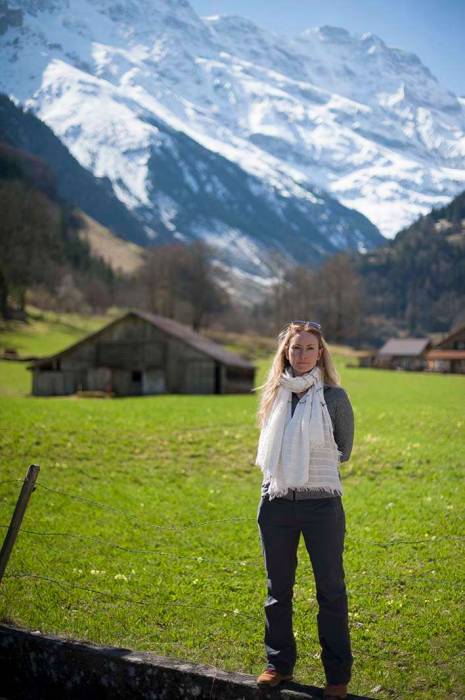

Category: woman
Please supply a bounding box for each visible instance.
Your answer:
[255,320,354,699]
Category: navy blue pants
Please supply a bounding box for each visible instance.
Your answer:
[257,493,353,684]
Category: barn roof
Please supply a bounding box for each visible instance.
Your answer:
[378,338,431,357]
[29,309,254,370]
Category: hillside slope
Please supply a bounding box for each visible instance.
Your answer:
[0,140,118,315]
[74,210,145,276]
[0,94,148,245]
[356,189,465,333]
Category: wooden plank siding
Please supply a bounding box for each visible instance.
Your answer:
[29,311,255,396]
[425,323,465,374]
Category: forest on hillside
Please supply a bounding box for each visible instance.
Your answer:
[0,142,227,331]
[1,136,464,346]
[354,192,465,335]
[0,143,117,319]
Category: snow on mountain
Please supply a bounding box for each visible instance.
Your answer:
[0,93,148,244]
[1,0,464,298]
[201,17,465,234]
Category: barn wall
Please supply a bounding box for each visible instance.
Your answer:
[60,339,96,370]
[86,367,112,392]
[109,368,140,396]
[427,358,465,374]
[224,367,255,394]
[181,359,216,394]
[97,316,216,393]
[32,369,81,396]
[375,355,426,370]
[96,319,164,371]
[32,316,255,396]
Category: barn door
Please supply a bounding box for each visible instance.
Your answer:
[142,368,166,394]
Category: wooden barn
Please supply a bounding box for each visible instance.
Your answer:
[375,338,432,371]
[28,310,256,396]
[425,323,465,374]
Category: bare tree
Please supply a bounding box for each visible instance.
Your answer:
[254,253,364,344]
[315,253,364,343]
[139,243,186,318]
[261,265,320,331]
[182,240,228,330]
[137,240,229,330]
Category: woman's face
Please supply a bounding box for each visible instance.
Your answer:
[286,330,322,376]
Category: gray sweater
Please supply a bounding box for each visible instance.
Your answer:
[261,384,355,498]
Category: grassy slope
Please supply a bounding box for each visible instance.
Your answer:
[75,210,145,275]
[0,306,120,357]
[0,310,464,699]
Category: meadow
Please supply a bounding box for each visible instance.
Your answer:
[0,309,464,699]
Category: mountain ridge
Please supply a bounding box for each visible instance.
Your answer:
[2,0,464,295]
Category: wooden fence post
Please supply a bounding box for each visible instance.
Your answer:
[0,464,40,585]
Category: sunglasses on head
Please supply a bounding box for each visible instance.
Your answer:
[290,320,322,331]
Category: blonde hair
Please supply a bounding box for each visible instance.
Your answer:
[255,322,340,428]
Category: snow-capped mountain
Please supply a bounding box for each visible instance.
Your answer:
[0,93,149,244]
[1,0,464,294]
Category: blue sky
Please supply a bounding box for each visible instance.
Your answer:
[189,0,465,96]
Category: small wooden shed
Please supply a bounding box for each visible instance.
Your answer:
[375,338,432,371]
[425,323,465,374]
[28,310,256,396]
[355,350,378,368]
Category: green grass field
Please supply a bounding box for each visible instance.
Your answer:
[0,310,464,699]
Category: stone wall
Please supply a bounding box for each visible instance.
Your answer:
[0,623,324,699]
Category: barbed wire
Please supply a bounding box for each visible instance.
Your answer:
[3,570,464,673]
[6,533,462,592]
[0,569,446,633]
[0,479,27,487]
[4,571,262,622]
[348,533,465,546]
[11,545,261,584]
[35,482,255,531]
[7,518,461,554]
[3,522,465,585]
[1,475,463,695]
[2,523,464,584]
[8,564,464,643]
[0,525,265,570]
[3,479,462,547]
[345,568,456,582]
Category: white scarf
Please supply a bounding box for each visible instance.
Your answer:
[255,365,343,500]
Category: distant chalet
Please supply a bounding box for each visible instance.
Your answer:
[425,323,465,374]
[28,310,256,396]
[376,337,432,371]
[358,323,465,373]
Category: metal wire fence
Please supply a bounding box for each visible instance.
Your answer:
[1,472,464,670]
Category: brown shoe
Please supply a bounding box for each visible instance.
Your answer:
[324,683,348,699]
[256,667,293,687]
